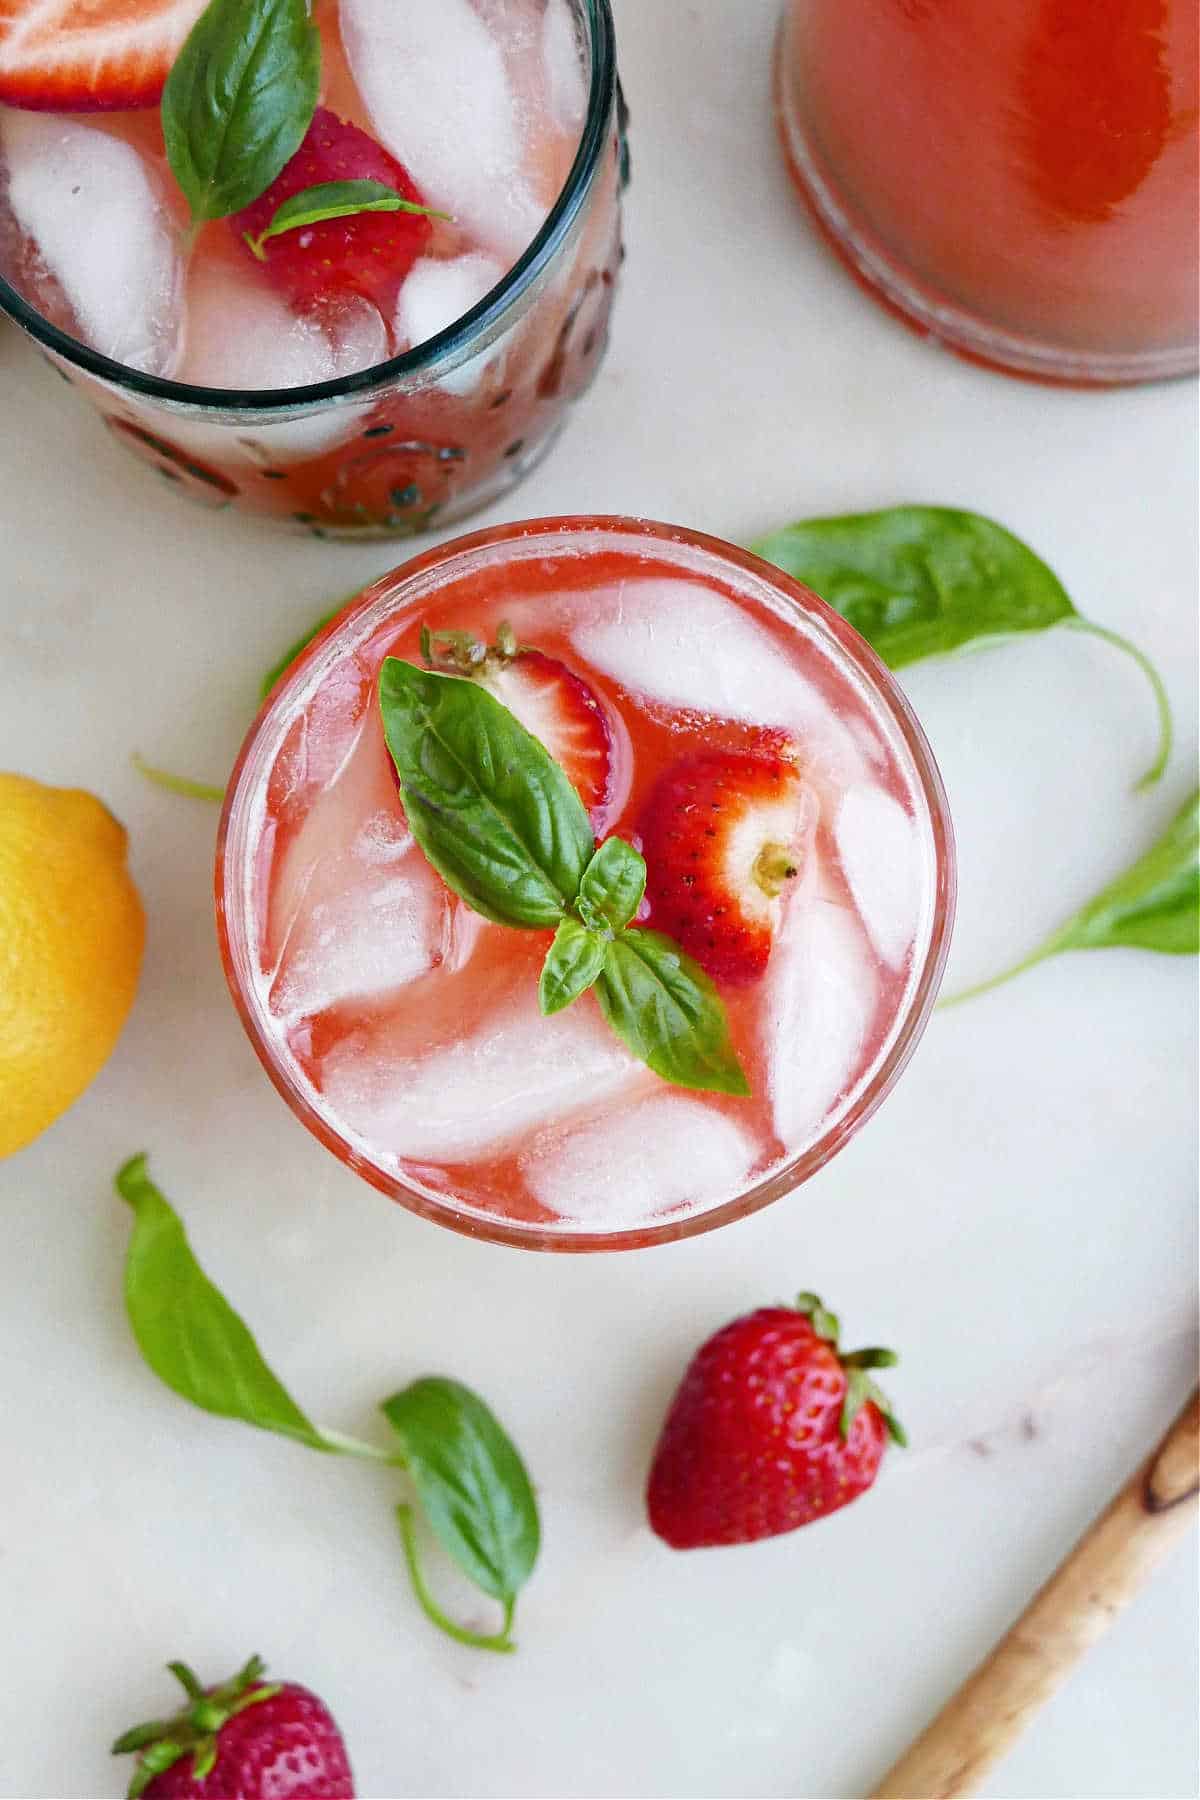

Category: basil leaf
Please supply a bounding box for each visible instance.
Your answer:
[577,836,647,934]
[162,0,320,225]
[244,179,447,259]
[382,1379,540,1638]
[115,1154,332,1452]
[944,789,1199,1004]
[539,918,608,1016]
[378,658,594,928]
[752,506,1171,788]
[595,930,750,1096]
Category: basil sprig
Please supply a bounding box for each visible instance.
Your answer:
[162,0,320,227]
[244,179,449,259]
[752,507,1172,790]
[115,1156,539,1653]
[943,788,1199,1004]
[378,657,750,1097]
[384,1381,540,1652]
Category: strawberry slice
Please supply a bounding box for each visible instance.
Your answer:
[232,108,433,314]
[639,746,809,986]
[0,0,205,111]
[424,623,615,826]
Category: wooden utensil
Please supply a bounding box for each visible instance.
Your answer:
[870,1387,1199,1800]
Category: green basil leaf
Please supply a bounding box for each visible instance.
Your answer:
[382,1379,540,1618]
[538,918,608,1016]
[162,0,320,225]
[1054,788,1200,955]
[378,658,594,928]
[244,179,448,258]
[595,930,750,1096]
[115,1153,332,1452]
[944,789,1199,1004]
[577,836,647,934]
[752,506,1171,788]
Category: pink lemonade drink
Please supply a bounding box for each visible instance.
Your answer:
[775,0,1199,385]
[218,519,955,1250]
[0,0,622,534]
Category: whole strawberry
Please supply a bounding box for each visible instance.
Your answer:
[647,1293,905,1549]
[233,108,432,314]
[113,1656,353,1800]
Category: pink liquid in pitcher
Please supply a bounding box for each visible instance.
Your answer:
[776,0,1199,382]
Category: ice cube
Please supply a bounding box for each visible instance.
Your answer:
[264,671,451,1018]
[264,671,402,971]
[270,849,449,1020]
[0,112,182,375]
[320,989,642,1162]
[768,894,879,1148]
[834,786,922,970]
[395,252,505,395]
[181,258,386,392]
[174,258,386,459]
[471,0,579,203]
[569,582,870,784]
[541,0,588,131]
[339,0,547,263]
[523,1096,759,1228]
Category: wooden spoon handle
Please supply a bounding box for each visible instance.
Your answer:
[870,1388,1199,1800]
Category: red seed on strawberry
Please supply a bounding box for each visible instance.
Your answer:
[638,746,809,986]
[233,109,432,314]
[647,1292,905,1550]
[113,1655,354,1800]
[423,621,616,826]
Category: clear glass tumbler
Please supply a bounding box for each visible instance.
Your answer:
[217,516,956,1251]
[0,0,623,536]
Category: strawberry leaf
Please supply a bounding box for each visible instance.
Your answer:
[244,178,450,260]
[595,930,751,1097]
[539,918,608,1016]
[162,0,320,226]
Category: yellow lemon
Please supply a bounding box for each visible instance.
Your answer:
[0,774,144,1157]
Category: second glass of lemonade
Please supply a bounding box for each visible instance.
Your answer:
[0,0,623,534]
[218,518,955,1250]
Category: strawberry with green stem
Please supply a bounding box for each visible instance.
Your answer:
[647,1291,905,1550]
[113,1655,353,1799]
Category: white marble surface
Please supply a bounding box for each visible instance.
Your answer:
[1,3,1197,1796]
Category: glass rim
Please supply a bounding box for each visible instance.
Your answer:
[0,0,617,414]
[216,515,958,1253]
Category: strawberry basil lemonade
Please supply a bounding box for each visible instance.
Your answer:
[0,0,622,532]
[218,519,955,1249]
[776,0,1199,383]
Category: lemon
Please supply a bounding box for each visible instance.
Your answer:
[0,775,144,1157]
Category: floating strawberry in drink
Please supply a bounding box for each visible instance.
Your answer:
[0,0,205,111]
[423,621,617,825]
[233,108,434,315]
[647,1292,905,1549]
[639,745,809,985]
[113,1655,353,1800]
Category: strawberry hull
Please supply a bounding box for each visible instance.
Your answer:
[217,518,956,1251]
